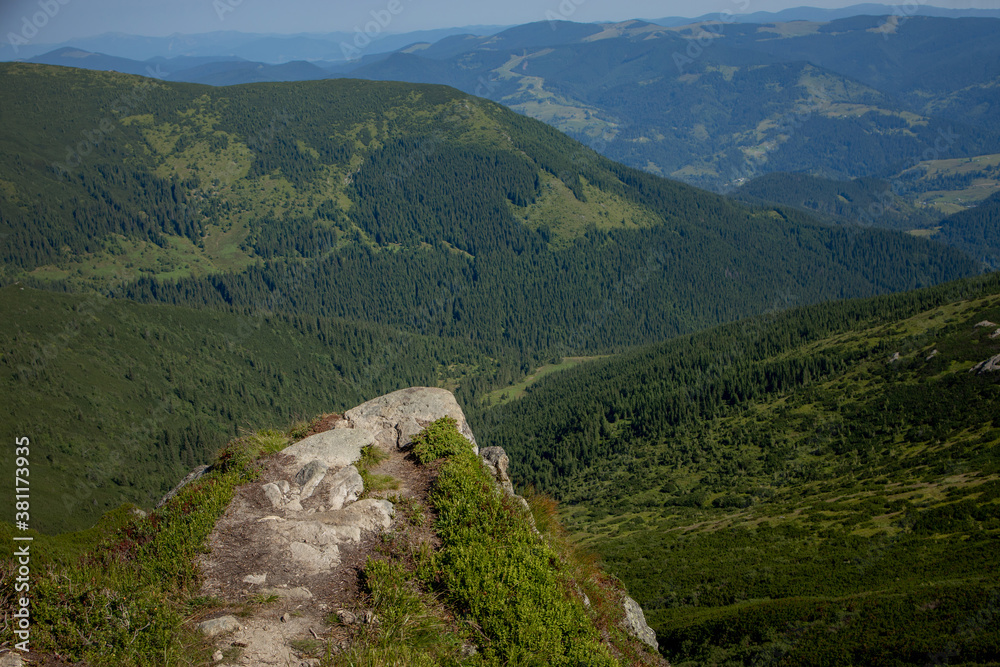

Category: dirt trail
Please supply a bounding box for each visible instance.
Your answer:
[194,418,437,666]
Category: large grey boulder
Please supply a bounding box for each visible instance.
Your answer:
[282,427,374,468]
[338,387,478,453]
[621,595,658,650]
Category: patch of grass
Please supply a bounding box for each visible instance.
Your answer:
[356,444,399,493]
[361,472,401,493]
[336,558,466,667]
[357,444,389,473]
[483,356,604,406]
[389,494,428,527]
[0,429,289,664]
[290,638,325,657]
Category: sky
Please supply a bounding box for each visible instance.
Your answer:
[2,0,996,44]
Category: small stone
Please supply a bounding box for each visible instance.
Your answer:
[460,644,478,657]
[212,650,224,662]
[295,460,329,500]
[926,349,939,361]
[327,465,364,510]
[262,483,284,508]
[243,573,267,585]
[363,610,376,624]
[281,612,291,623]
[197,615,241,638]
[337,610,357,625]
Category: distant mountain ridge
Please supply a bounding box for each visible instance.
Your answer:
[651,3,1000,26]
[0,25,512,62]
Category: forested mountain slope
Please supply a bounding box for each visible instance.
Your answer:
[349,17,1000,191]
[472,273,1000,664]
[0,63,985,532]
[0,63,979,354]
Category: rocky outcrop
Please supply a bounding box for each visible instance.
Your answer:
[480,446,514,495]
[970,353,1000,374]
[336,387,478,453]
[974,320,997,328]
[281,427,374,468]
[195,387,659,663]
[622,595,659,650]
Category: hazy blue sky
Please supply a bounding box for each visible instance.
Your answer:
[2,0,995,44]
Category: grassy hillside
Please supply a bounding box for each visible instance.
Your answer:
[473,273,1000,664]
[0,285,492,532]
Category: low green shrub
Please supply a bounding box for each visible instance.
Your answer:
[411,417,469,464]
[416,417,619,666]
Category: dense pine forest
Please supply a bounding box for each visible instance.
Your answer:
[472,273,1000,664]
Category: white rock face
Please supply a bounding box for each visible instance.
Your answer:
[282,428,374,468]
[288,541,340,574]
[970,353,1000,374]
[261,482,284,508]
[480,446,514,494]
[621,595,658,650]
[338,386,478,453]
[327,465,364,510]
[296,460,328,500]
